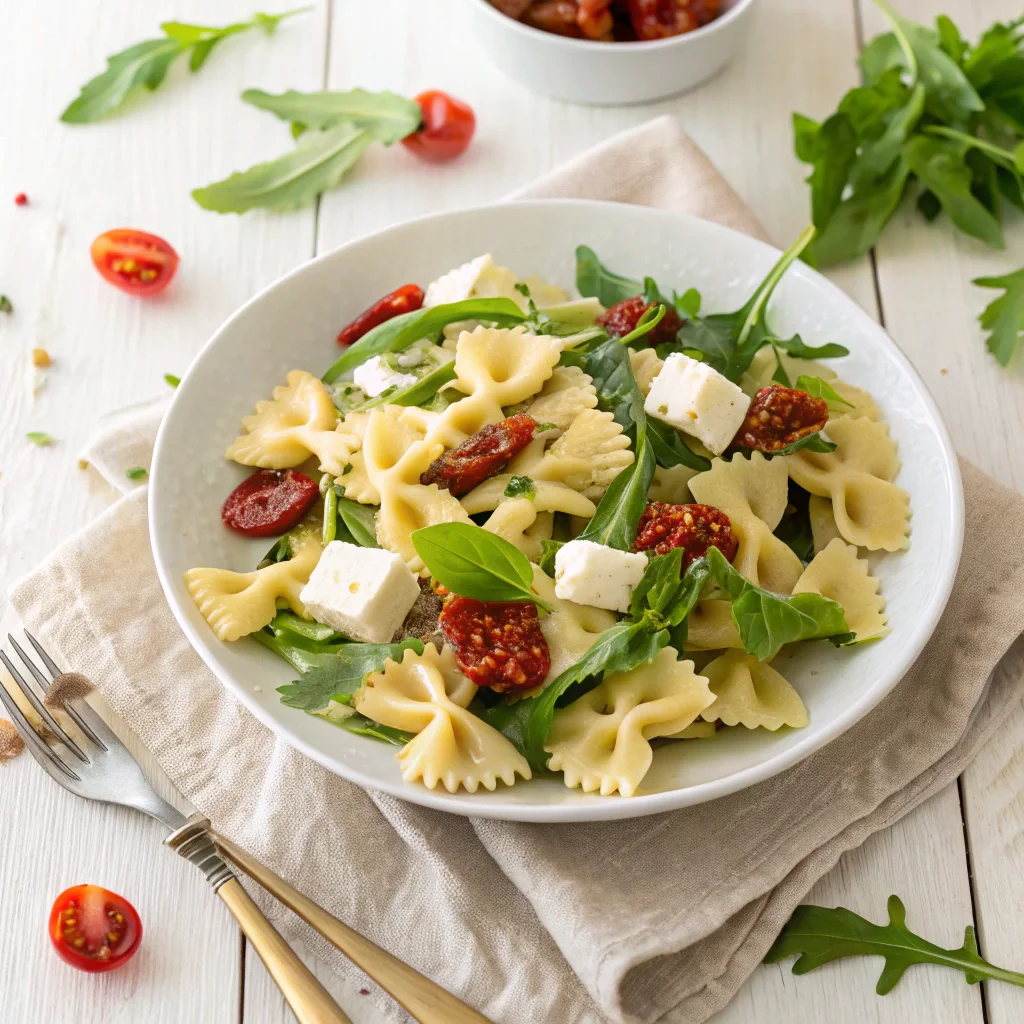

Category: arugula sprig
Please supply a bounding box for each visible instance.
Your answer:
[767,895,1024,995]
[60,8,309,124]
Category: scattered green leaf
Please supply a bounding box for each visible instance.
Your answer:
[26,432,54,446]
[796,374,854,407]
[575,245,642,306]
[164,372,181,387]
[0,296,13,314]
[974,267,1024,365]
[336,496,379,547]
[504,475,536,501]
[125,466,148,480]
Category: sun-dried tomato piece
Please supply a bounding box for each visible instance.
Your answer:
[439,596,550,692]
[524,0,584,37]
[420,414,536,496]
[336,284,424,347]
[634,501,738,569]
[733,385,829,453]
[577,0,614,37]
[597,295,683,345]
[221,469,320,537]
[626,0,719,39]
[488,0,534,17]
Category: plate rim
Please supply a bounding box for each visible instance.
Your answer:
[150,198,965,822]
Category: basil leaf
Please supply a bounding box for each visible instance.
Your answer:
[707,547,852,660]
[504,475,536,500]
[336,496,379,547]
[904,136,1005,248]
[411,523,553,611]
[322,298,525,383]
[192,121,373,214]
[974,267,1024,366]
[575,246,642,306]
[629,549,684,620]
[538,539,563,577]
[576,347,656,551]
[677,226,817,381]
[484,619,665,771]
[242,88,422,143]
[796,374,853,407]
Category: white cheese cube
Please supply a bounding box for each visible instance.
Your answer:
[643,353,750,455]
[352,355,418,397]
[300,541,420,643]
[424,254,494,307]
[554,540,648,613]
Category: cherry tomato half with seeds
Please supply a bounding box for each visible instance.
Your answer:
[49,884,142,973]
[402,91,476,164]
[91,229,179,297]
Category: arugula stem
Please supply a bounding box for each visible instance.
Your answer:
[737,225,816,345]
[871,0,920,81]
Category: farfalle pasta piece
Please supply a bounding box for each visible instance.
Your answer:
[808,495,842,554]
[542,409,634,496]
[226,370,359,478]
[683,599,744,650]
[546,648,714,797]
[460,471,596,520]
[793,538,888,641]
[354,645,531,793]
[689,451,804,594]
[700,650,809,730]
[628,347,664,396]
[482,499,553,563]
[648,464,696,504]
[362,406,470,573]
[525,366,598,428]
[184,531,322,642]
[785,416,910,552]
[335,411,379,504]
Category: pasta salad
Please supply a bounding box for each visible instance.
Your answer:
[184,229,910,798]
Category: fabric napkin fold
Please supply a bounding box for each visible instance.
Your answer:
[10,116,1024,1024]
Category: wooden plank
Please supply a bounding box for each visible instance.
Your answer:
[857,0,1024,1020]
[0,1,327,1021]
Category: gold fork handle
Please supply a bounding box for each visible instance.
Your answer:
[215,835,493,1024]
[218,878,353,1024]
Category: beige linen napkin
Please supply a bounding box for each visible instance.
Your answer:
[10,117,1024,1024]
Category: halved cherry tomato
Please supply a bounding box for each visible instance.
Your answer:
[91,229,179,297]
[402,91,476,164]
[49,884,142,973]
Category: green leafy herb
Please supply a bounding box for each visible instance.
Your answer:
[193,121,374,214]
[677,227,827,382]
[26,432,54,446]
[796,374,853,407]
[60,8,309,124]
[774,480,815,564]
[504,475,537,501]
[258,535,293,569]
[676,288,702,318]
[164,373,181,387]
[336,713,414,747]
[411,523,553,612]
[707,546,852,659]
[766,895,1024,994]
[336,496,379,547]
[268,610,338,643]
[322,298,525,383]
[615,303,665,348]
[0,296,13,314]
[352,360,457,412]
[974,267,1024,365]
[538,539,563,577]
[254,613,350,674]
[575,246,642,306]
[125,466,148,481]
[773,433,837,456]
[241,87,422,143]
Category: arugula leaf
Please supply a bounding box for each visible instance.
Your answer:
[675,288,702,318]
[192,121,373,214]
[974,268,1024,365]
[677,226,817,381]
[61,9,308,123]
[707,546,852,660]
[276,639,422,711]
[773,433,837,456]
[411,523,553,612]
[575,347,657,550]
[766,895,1024,994]
[575,245,642,306]
[904,136,1005,247]
[322,298,525,383]
[773,335,850,360]
[774,481,815,564]
[336,496,379,547]
[803,114,859,228]
[242,88,421,143]
[336,713,415,747]
[504,475,537,501]
[538,539,563,576]
[796,374,853,407]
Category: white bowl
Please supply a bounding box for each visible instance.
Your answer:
[150,199,963,823]
[464,0,758,105]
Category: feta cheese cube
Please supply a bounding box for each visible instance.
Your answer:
[643,353,750,456]
[554,539,648,613]
[352,355,418,398]
[424,254,494,307]
[300,541,420,643]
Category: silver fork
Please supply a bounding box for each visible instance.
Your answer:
[0,631,352,1024]
[0,632,493,1024]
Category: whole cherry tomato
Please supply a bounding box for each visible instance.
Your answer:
[402,91,476,164]
[91,229,179,297]
[49,884,143,973]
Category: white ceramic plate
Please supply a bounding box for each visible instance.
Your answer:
[150,200,963,823]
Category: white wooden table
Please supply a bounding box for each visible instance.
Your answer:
[2,0,1023,1021]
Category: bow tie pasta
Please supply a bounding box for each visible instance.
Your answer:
[699,650,809,731]
[524,365,598,428]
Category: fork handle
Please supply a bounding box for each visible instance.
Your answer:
[215,834,493,1024]
[218,878,353,1024]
